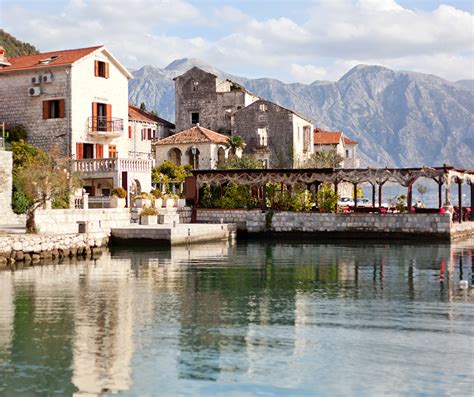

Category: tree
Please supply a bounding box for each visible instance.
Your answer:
[416,183,427,203]
[140,102,147,111]
[306,148,343,168]
[15,147,79,233]
[218,154,263,170]
[225,135,245,156]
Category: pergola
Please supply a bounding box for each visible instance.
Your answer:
[188,166,474,222]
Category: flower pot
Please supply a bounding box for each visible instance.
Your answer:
[140,215,157,225]
[178,198,186,208]
[110,197,126,208]
[135,198,151,208]
[164,198,175,208]
[154,198,163,208]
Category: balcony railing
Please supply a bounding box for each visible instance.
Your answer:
[88,116,123,137]
[73,158,152,174]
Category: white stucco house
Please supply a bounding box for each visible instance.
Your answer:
[0,45,152,206]
[154,125,234,169]
[313,128,360,168]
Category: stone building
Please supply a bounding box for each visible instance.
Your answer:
[154,125,233,169]
[313,128,360,168]
[128,104,174,160]
[0,45,152,204]
[174,67,259,134]
[233,100,314,168]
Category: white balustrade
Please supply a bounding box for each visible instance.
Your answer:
[73,158,152,174]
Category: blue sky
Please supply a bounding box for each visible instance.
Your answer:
[1,0,473,82]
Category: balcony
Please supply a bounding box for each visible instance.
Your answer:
[72,158,152,176]
[88,116,123,138]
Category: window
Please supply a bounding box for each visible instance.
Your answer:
[192,81,199,91]
[42,99,65,119]
[38,55,60,65]
[191,112,200,124]
[346,149,350,158]
[94,60,109,78]
[257,127,267,147]
[109,144,117,158]
[259,103,267,112]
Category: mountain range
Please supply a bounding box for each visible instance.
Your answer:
[129,59,474,168]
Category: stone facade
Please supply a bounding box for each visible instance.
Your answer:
[196,209,467,238]
[174,67,258,133]
[233,100,314,168]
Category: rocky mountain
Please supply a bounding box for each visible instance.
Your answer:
[0,29,38,57]
[129,59,474,168]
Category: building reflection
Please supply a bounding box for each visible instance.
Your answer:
[0,239,472,395]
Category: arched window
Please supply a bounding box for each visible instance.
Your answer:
[168,148,182,166]
[186,147,200,169]
[217,147,226,167]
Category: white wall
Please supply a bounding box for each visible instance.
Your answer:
[70,48,130,159]
[292,115,314,167]
[155,142,227,170]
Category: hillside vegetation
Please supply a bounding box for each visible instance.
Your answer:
[0,30,38,57]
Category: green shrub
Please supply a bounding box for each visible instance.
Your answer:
[150,189,163,199]
[6,124,28,143]
[12,190,30,214]
[135,192,154,200]
[111,187,127,198]
[216,183,256,209]
[140,206,159,216]
[315,184,339,212]
[52,191,70,209]
[152,161,191,183]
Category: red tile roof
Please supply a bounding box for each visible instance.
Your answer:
[0,46,103,73]
[314,128,358,145]
[128,104,175,128]
[155,125,229,145]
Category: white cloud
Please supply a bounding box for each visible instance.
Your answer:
[290,64,331,83]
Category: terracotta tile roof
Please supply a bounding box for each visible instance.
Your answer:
[343,137,358,145]
[0,46,103,73]
[314,128,358,145]
[155,125,229,145]
[128,104,175,128]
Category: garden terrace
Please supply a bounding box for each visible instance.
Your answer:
[187,166,474,223]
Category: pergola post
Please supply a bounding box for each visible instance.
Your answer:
[438,181,443,209]
[407,183,413,213]
[371,184,376,208]
[261,184,267,211]
[457,179,463,223]
[353,183,358,208]
[334,180,339,213]
[378,182,385,209]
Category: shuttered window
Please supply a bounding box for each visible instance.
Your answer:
[94,60,109,78]
[128,126,132,139]
[96,144,104,159]
[43,99,65,119]
[76,143,84,160]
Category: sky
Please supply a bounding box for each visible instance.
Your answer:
[1,0,473,83]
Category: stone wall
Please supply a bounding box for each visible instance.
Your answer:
[35,208,130,234]
[0,150,25,225]
[0,232,107,266]
[196,209,458,238]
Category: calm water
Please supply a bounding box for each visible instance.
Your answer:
[0,239,473,396]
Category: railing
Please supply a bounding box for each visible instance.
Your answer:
[88,116,124,135]
[73,158,152,173]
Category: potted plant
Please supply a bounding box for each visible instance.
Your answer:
[134,192,153,208]
[151,189,164,208]
[140,206,159,225]
[110,187,127,208]
[177,191,186,208]
[164,193,179,208]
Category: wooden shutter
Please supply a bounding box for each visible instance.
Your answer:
[148,128,152,140]
[92,102,97,131]
[59,99,65,118]
[43,101,49,119]
[106,104,112,132]
[105,62,109,78]
[94,60,99,76]
[76,143,83,160]
[96,144,103,159]
[128,125,132,139]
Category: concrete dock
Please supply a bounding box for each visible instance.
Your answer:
[110,223,237,246]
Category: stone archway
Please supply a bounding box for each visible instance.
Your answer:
[186,147,200,169]
[168,148,182,166]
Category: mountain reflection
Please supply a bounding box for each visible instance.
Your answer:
[0,239,472,396]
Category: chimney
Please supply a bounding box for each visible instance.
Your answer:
[0,47,11,67]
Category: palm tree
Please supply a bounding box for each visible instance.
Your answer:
[225,135,245,157]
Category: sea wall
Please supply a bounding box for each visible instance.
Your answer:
[35,208,131,234]
[195,209,466,239]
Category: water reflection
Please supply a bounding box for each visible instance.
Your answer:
[0,239,472,396]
